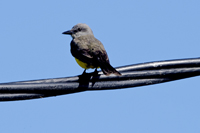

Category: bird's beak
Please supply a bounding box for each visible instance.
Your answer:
[62,30,73,35]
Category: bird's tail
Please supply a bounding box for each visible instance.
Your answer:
[97,59,121,76]
[101,63,121,76]
[96,54,121,76]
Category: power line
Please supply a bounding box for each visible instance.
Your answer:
[0,57,200,101]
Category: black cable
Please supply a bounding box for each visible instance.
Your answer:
[0,57,200,101]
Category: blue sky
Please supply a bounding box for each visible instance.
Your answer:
[0,0,200,132]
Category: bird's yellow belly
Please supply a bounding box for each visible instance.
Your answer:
[75,58,99,69]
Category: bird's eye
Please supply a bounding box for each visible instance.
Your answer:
[78,28,81,31]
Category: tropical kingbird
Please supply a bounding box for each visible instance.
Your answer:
[62,23,121,76]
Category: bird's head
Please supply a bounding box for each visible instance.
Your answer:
[62,23,94,38]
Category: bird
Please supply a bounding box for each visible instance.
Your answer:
[62,23,121,76]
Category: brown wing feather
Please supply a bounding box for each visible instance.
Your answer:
[70,39,99,67]
[91,38,121,76]
[96,53,121,76]
[71,35,121,76]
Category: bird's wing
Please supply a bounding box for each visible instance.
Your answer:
[70,39,96,65]
[92,39,121,76]
[71,36,121,76]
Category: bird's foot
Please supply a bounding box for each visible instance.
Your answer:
[82,69,87,75]
[93,68,99,76]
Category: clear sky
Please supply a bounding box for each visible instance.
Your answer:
[0,0,200,133]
